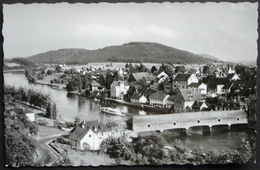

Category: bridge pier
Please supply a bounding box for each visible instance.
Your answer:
[228,124,231,131]
[202,126,212,135]
[180,128,189,136]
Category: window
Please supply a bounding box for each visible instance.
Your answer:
[197,120,200,123]
[89,135,92,138]
[148,124,150,127]
[218,119,221,122]
[173,122,176,125]
[237,118,240,121]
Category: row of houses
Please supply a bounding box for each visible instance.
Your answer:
[88,69,255,112]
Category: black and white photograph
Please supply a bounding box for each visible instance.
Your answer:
[2,1,258,167]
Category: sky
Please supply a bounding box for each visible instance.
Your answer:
[3,2,258,62]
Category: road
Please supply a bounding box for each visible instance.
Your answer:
[35,135,61,166]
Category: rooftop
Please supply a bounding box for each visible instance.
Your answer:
[173,74,192,81]
[129,110,247,124]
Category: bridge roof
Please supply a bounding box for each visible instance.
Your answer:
[131,110,247,124]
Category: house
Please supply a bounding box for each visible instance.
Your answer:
[128,72,155,84]
[192,101,209,111]
[157,71,168,78]
[91,80,102,92]
[149,91,169,108]
[130,92,147,104]
[221,81,234,94]
[70,120,110,150]
[24,109,36,122]
[228,66,235,74]
[188,82,207,95]
[166,95,175,109]
[214,69,226,78]
[172,74,199,89]
[207,77,228,95]
[110,81,130,99]
[156,71,168,81]
[214,101,240,111]
[174,88,204,110]
[226,73,240,81]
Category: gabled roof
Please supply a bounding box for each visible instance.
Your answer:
[192,101,208,109]
[70,127,91,141]
[232,80,256,89]
[207,77,228,89]
[106,122,118,127]
[226,73,239,80]
[70,120,108,140]
[222,81,234,90]
[111,81,129,86]
[131,72,155,82]
[149,91,168,100]
[173,74,192,82]
[188,83,201,88]
[91,80,100,86]
[178,89,203,101]
[156,71,168,78]
[130,92,142,100]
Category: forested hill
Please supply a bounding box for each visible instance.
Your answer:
[26,42,219,64]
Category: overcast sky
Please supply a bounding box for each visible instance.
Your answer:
[3,2,258,62]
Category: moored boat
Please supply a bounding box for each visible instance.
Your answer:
[100,107,121,115]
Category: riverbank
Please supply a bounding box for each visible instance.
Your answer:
[3,69,25,73]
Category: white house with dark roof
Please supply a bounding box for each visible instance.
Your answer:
[188,82,207,95]
[172,74,199,90]
[69,120,120,150]
[174,88,204,110]
[149,91,169,108]
[130,92,147,104]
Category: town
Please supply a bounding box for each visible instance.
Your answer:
[4,60,257,166]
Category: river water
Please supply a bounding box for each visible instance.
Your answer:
[3,72,256,152]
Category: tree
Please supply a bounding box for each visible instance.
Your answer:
[55,65,62,73]
[158,83,164,91]
[5,111,37,167]
[74,116,81,126]
[45,102,52,118]
[175,66,186,74]
[105,70,114,89]
[52,102,58,119]
[151,66,157,74]
[47,70,53,75]
[203,65,211,75]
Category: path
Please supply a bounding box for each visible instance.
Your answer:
[35,135,61,166]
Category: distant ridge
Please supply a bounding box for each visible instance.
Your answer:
[26,42,219,64]
[197,54,220,61]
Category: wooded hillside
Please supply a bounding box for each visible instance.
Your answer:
[26,42,220,64]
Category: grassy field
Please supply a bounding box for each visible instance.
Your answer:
[37,125,68,138]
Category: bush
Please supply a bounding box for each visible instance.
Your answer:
[56,136,70,145]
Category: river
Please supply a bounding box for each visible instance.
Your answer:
[3,72,256,152]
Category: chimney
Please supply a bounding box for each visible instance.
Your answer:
[81,120,85,128]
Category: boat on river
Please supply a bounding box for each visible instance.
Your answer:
[100,107,121,115]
